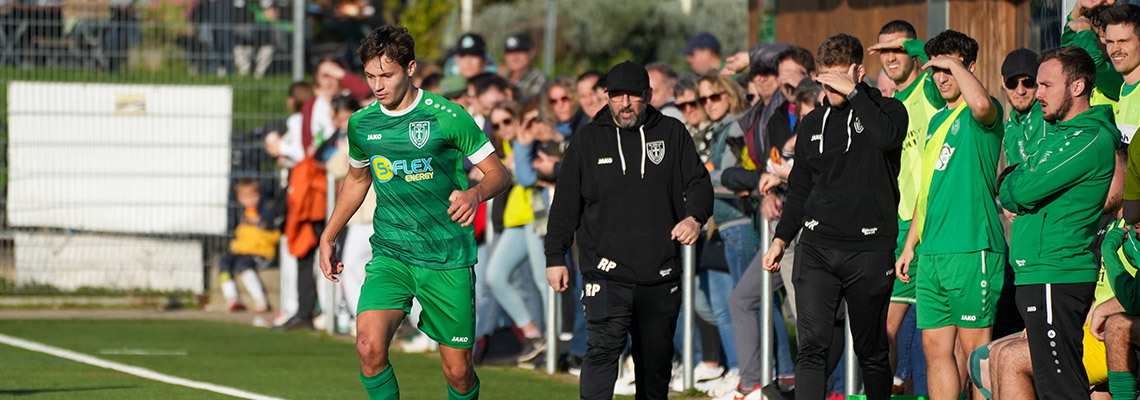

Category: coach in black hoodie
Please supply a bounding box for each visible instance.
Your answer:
[760,34,908,400]
[545,61,713,400]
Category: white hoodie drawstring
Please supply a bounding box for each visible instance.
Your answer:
[615,127,628,175]
[639,126,646,179]
[845,109,854,153]
[818,108,855,154]
[819,107,831,154]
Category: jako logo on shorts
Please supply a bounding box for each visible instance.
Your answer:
[371,155,434,183]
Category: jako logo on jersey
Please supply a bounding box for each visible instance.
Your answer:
[853,118,864,133]
[367,133,383,141]
[960,315,977,321]
[451,336,469,343]
[371,155,434,182]
[409,121,430,148]
[585,283,601,297]
[598,157,613,164]
[647,140,665,165]
[862,227,878,235]
[597,258,617,272]
[805,220,819,230]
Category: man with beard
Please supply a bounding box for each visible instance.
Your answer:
[867,21,946,393]
[999,45,1121,400]
[544,61,714,399]
[1000,49,1045,167]
[762,33,908,400]
[1100,4,1140,225]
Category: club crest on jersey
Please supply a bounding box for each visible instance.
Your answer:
[647,140,665,165]
[409,121,430,148]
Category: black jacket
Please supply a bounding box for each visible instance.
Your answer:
[773,83,908,251]
[545,104,714,284]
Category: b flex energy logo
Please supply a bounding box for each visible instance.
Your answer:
[371,155,435,183]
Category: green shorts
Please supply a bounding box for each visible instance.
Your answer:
[916,250,1005,329]
[891,217,917,304]
[358,254,476,349]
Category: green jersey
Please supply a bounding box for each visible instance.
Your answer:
[920,98,1008,255]
[1002,101,1045,166]
[1122,82,1140,200]
[896,39,946,221]
[347,89,494,270]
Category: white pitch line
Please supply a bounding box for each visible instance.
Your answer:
[0,333,284,400]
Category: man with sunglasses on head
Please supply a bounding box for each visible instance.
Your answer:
[545,60,714,400]
[1000,48,1044,168]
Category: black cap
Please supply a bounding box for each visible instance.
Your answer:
[605,61,649,94]
[457,33,487,56]
[1002,48,1039,79]
[749,42,791,77]
[682,32,721,55]
[504,32,534,52]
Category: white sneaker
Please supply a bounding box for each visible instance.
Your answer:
[694,363,726,382]
[707,369,741,398]
[613,378,638,396]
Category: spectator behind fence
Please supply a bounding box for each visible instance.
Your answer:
[762,33,908,400]
[456,32,491,79]
[998,45,1121,400]
[684,32,723,75]
[265,81,315,168]
[220,178,279,313]
[675,73,713,163]
[542,75,581,138]
[893,29,1007,400]
[483,99,550,365]
[545,60,713,400]
[570,70,604,133]
[647,62,684,123]
[501,32,547,101]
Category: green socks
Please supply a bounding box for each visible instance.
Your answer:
[1108,370,1137,400]
[361,364,399,400]
[447,375,480,400]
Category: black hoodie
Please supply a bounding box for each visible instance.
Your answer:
[773,83,908,251]
[545,104,714,284]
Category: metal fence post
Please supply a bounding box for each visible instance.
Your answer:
[682,243,695,390]
[759,218,773,387]
[292,0,304,81]
[546,285,558,374]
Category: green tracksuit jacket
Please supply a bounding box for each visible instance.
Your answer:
[1000,105,1121,285]
[1102,226,1140,314]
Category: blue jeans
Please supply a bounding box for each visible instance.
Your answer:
[774,294,795,376]
[895,305,927,395]
[486,224,547,327]
[722,224,759,282]
[703,268,737,369]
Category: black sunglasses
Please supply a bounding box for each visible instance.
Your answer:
[491,117,513,130]
[676,100,699,110]
[699,92,725,105]
[1004,76,1036,90]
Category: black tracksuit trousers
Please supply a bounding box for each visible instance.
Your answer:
[793,242,894,400]
[579,276,682,400]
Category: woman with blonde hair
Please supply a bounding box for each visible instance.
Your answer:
[540,75,580,137]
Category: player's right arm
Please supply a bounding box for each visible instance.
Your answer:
[319,165,371,282]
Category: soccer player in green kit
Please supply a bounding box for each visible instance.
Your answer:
[1102,4,1140,225]
[867,21,946,385]
[894,30,1007,400]
[999,48,1045,168]
[318,26,510,400]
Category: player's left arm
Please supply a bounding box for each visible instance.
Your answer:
[449,155,510,227]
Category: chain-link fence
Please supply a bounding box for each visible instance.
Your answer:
[1,0,302,300]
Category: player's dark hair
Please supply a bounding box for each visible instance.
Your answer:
[879,20,918,39]
[817,33,864,67]
[358,25,416,69]
[1039,46,1097,97]
[925,30,979,67]
[1101,4,1140,39]
[777,46,816,74]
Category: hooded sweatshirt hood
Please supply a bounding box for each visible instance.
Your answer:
[1000,103,1122,285]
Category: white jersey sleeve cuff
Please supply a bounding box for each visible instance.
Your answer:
[467,142,495,165]
[349,157,370,169]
